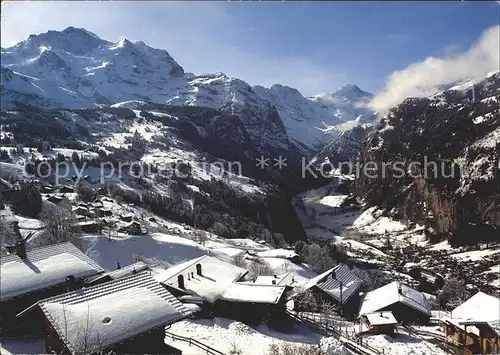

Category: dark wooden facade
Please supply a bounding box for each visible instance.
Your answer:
[444,321,500,355]
[306,286,361,318]
[373,302,430,325]
[45,320,182,355]
[1,281,84,339]
[214,298,287,329]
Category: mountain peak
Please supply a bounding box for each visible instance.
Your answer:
[333,84,373,99]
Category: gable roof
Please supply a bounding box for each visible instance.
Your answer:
[86,261,149,285]
[451,292,500,322]
[1,242,104,301]
[303,263,362,304]
[364,311,398,326]
[38,272,190,354]
[220,283,287,304]
[154,255,248,303]
[359,281,430,316]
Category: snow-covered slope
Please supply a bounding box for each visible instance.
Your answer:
[1,27,375,153]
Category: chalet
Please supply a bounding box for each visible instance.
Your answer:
[47,195,64,204]
[96,207,112,217]
[70,220,104,234]
[72,206,90,217]
[360,311,398,335]
[442,292,500,355]
[0,241,104,337]
[119,213,134,223]
[18,272,191,354]
[256,249,302,264]
[298,263,363,316]
[215,283,288,328]
[358,281,431,325]
[85,261,150,287]
[59,185,74,193]
[154,255,248,304]
[117,221,143,235]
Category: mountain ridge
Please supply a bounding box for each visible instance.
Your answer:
[1,27,375,154]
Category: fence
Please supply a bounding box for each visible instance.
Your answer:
[165,329,225,355]
[286,310,383,355]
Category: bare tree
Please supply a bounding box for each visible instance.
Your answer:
[228,339,243,355]
[38,198,77,246]
[293,287,318,312]
[232,253,246,268]
[438,278,471,309]
[194,229,208,246]
[0,218,17,255]
[248,258,273,280]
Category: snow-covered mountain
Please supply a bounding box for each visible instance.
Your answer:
[355,71,500,243]
[1,27,376,153]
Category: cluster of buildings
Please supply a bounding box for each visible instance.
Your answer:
[1,239,498,355]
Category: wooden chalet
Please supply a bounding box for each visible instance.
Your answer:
[358,281,431,325]
[17,272,191,354]
[85,261,150,287]
[215,282,288,328]
[0,241,104,338]
[360,311,398,335]
[298,263,363,317]
[442,292,500,355]
[70,220,104,234]
[117,221,143,235]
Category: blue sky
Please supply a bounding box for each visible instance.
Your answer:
[2,1,499,96]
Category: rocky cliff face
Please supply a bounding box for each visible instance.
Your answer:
[355,72,500,244]
[1,27,376,154]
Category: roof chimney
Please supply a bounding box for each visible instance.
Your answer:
[196,263,202,276]
[66,275,78,292]
[16,239,27,259]
[272,279,276,285]
[178,275,185,289]
[397,283,403,295]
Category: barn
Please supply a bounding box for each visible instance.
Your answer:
[298,263,363,317]
[358,281,431,325]
[85,261,150,287]
[442,292,500,354]
[17,272,191,354]
[215,282,288,328]
[0,241,104,338]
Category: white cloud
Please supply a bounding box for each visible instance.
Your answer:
[370,25,500,113]
[0,2,344,96]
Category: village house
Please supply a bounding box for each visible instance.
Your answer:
[358,281,431,325]
[117,221,143,235]
[96,207,113,217]
[256,249,302,265]
[359,311,398,335]
[70,219,104,234]
[119,213,134,223]
[17,272,191,354]
[85,261,150,287]
[72,206,90,217]
[215,282,288,328]
[154,256,247,315]
[442,292,500,355]
[298,263,363,317]
[0,241,104,338]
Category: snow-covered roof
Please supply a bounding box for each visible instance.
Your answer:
[220,283,286,304]
[450,292,500,322]
[1,242,104,301]
[254,272,304,288]
[303,263,362,304]
[256,249,299,259]
[154,255,248,303]
[359,281,430,316]
[39,272,190,354]
[86,262,149,285]
[364,311,398,326]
